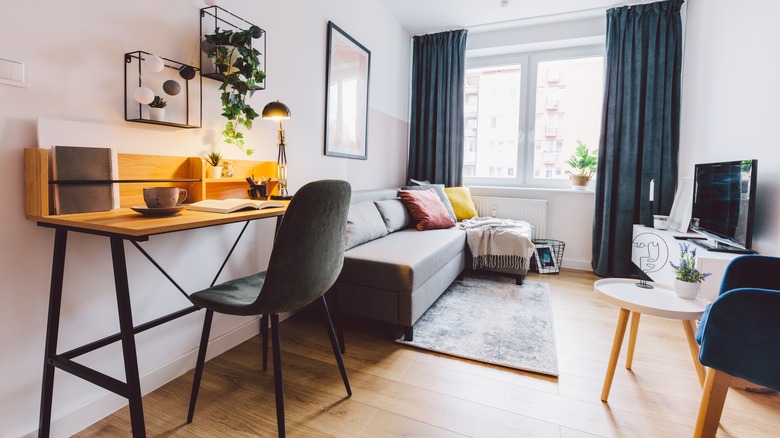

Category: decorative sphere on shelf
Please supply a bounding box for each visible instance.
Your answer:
[179,65,196,80]
[163,79,181,96]
[251,25,262,39]
[147,54,165,73]
[133,86,155,104]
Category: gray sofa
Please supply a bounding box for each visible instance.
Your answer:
[334,188,527,341]
[334,188,465,341]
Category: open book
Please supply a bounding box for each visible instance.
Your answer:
[189,198,285,214]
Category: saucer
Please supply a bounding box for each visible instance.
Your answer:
[131,205,187,217]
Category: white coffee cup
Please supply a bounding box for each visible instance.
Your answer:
[143,187,187,208]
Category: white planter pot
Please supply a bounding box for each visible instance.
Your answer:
[674,279,700,299]
[148,108,165,121]
[209,165,223,179]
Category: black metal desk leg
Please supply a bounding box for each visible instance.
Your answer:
[110,237,146,437]
[38,228,68,438]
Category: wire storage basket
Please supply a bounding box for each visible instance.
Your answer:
[531,239,565,274]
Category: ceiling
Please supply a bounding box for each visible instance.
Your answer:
[376,0,648,34]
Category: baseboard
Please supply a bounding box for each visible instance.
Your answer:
[25,316,261,438]
[560,258,592,271]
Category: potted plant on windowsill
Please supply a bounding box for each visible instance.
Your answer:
[203,27,266,155]
[205,151,223,179]
[565,141,598,190]
[148,96,167,122]
[669,243,711,299]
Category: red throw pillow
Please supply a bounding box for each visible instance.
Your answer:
[398,189,456,230]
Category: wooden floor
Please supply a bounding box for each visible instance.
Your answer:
[78,269,780,437]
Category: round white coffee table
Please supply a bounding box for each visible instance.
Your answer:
[594,278,709,402]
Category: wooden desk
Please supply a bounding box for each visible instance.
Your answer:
[25,147,288,437]
[35,206,287,438]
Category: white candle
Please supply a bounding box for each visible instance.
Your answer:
[649,179,654,202]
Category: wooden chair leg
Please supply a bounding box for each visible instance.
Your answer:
[187,309,214,423]
[261,314,268,371]
[694,368,732,438]
[270,314,286,438]
[321,296,352,396]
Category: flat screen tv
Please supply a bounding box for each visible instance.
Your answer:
[690,159,757,253]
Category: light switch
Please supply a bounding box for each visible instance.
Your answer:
[0,53,27,87]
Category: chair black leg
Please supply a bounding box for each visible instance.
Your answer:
[261,314,268,371]
[187,309,214,423]
[270,314,286,438]
[321,296,352,396]
[328,288,346,354]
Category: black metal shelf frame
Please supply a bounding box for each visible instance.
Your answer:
[124,50,202,128]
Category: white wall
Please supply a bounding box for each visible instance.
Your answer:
[0,1,409,436]
[679,0,780,256]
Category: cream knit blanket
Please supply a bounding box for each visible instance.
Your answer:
[460,217,535,271]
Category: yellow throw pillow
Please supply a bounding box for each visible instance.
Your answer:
[444,186,478,221]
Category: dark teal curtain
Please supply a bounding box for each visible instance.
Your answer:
[407,29,468,187]
[592,0,684,277]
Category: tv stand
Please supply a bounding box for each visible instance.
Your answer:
[690,239,756,254]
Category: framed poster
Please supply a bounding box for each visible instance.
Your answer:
[534,244,560,273]
[324,21,370,160]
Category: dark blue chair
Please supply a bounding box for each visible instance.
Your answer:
[694,255,780,437]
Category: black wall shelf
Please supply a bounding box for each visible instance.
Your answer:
[200,6,266,90]
[124,51,202,128]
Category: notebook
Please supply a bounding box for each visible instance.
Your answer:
[52,146,114,214]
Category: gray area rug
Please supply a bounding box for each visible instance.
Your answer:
[397,275,559,376]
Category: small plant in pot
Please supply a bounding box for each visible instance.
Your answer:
[203,26,266,155]
[669,243,711,299]
[205,151,223,179]
[565,140,598,190]
[148,96,167,122]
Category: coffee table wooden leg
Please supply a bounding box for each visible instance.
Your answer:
[682,319,706,387]
[601,307,630,402]
[625,312,641,370]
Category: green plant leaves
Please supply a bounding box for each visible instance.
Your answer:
[206,27,266,155]
[566,140,598,177]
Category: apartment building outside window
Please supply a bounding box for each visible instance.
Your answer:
[463,46,604,188]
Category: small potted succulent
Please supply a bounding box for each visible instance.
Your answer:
[669,243,711,299]
[148,96,167,121]
[565,141,598,190]
[205,151,223,179]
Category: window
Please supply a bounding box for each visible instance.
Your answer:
[463,47,604,188]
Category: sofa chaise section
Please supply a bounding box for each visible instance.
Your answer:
[334,188,466,340]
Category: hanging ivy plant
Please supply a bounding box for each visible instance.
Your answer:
[204,26,266,155]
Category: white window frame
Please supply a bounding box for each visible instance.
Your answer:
[464,45,605,189]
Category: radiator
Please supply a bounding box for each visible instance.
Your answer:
[471,196,548,240]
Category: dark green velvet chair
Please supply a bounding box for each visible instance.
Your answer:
[694,255,780,437]
[185,179,352,437]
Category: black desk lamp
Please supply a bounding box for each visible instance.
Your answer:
[262,101,293,200]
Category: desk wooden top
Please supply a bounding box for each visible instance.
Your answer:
[29,204,287,239]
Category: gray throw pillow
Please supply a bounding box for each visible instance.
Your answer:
[345,201,389,250]
[374,199,412,233]
[400,184,457,222]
